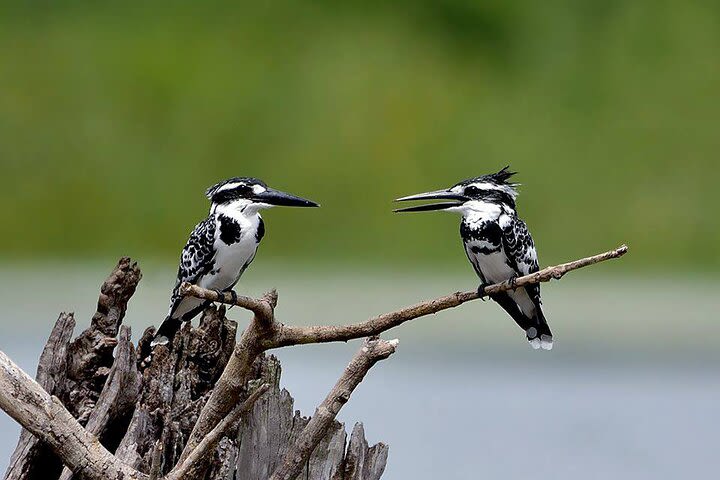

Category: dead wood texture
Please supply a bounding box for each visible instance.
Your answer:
[1,244,628,480]
[3,258,392,480]
[268,337,397,480]
[6,257,141,480]
[0,349,144,480]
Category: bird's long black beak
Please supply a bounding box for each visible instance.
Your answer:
[393,189,467,213]
[254,188,320,207]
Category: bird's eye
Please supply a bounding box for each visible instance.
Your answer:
[237,185,253,194]
[464,186,481,196]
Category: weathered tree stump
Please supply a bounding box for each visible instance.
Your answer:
[4,258,387,480]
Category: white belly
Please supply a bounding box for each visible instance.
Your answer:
[475,250,536,317]
[199,238,258,291]
[476,250,515,284]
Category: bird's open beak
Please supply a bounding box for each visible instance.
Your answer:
[393,189,468,212]
[254,188,320,207]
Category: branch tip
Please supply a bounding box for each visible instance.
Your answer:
[264,289,279,308]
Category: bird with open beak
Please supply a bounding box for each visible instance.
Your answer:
[395,167,553,350]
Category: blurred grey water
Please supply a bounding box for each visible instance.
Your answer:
[1,263,718,479]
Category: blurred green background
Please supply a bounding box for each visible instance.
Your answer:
[2,3,720,479]
[1,0,718,269]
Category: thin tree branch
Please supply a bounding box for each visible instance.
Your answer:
[269,337,399,480]
[167,383,270,480]
[273,243,629,346]
[179,244,628,463]
[187,244,629,347]
[0,349,147,480]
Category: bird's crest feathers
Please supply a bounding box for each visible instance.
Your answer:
[457,166,519,188]
[485,166,518,186]
[454,166,520,201]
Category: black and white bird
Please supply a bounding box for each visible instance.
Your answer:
[152,177,319,346]
[394,167,553,350]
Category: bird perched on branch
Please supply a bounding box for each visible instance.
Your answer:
[152,177,319,346]
[394,167,553,350]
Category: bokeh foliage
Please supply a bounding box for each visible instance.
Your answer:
[0,0,718,269]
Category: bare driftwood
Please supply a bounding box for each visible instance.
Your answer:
[4,312,75,480]
[1,244,628,480]
[6,257,141,480]
[0,349,144,480]
[2,259,395,480]
[59,325,141,480]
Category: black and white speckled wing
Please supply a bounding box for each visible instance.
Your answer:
[168,217,217,319]
[501,216,553,349]
[501,216,540,300]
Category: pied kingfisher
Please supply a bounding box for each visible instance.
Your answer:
[152,177,319,346]
[394,167,553,350]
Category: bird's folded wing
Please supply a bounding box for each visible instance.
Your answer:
[168,217,218,316]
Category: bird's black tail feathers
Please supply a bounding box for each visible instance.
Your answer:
[490,292,553,351]
[151,317,181,347]
[525,307,553,351]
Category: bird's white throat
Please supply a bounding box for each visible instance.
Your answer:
[458,200,505,221]
[213,199,265,217]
